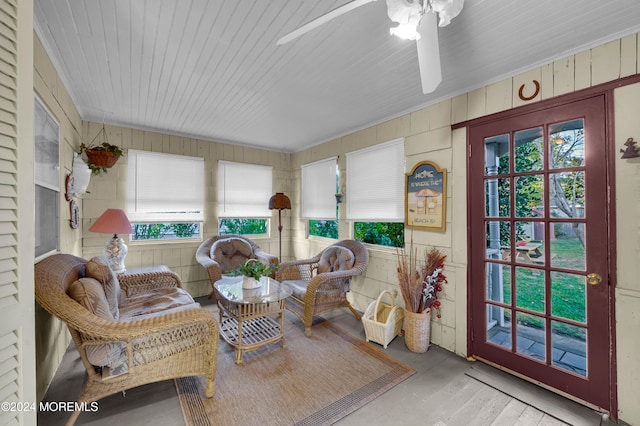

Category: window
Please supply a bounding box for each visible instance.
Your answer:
[218,161,272,235]
[302,157,338,239]
[346,138,405,247]
[34,96,59,257]
[219,218,267,235]
[127,150,204,241]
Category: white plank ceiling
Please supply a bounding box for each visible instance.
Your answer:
[34,0,640,152]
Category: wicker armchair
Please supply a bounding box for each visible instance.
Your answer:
[34,254,218,425]
[276,240,369,336]
[196,234,279,297]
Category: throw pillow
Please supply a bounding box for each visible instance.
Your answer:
[317,246,355,273]
[211,237,255,272]
[85,256,121,320]
[68,278,123,368]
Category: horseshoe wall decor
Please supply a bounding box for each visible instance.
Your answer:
[518,80,540,101]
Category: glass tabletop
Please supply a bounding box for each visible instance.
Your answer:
[214,275,292,304]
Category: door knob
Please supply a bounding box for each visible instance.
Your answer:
[587,273,602,286]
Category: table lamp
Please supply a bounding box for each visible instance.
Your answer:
[268,192,291,262]
[89,209,134,273]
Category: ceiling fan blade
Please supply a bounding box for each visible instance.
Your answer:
[277,0,377,45]
[416,11,442,94]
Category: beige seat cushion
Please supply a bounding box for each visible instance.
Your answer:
[211,237,255,273]
[119,287,200,321]
[281,279,308,300]
[85,256,121,320]
[317,246,355,274]
[68,278,123,368]
[119,288,203,366]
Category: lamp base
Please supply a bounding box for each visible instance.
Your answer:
[104,235,128,274]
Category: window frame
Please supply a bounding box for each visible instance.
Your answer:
[127,149,204,242]
[346,138,405,248]
[302,157,339,240]
[34,95,60,259]
[217,161,273,237]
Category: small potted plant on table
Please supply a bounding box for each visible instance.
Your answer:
[237,259,279,289]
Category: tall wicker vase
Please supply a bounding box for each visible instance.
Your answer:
[403,308,431,353]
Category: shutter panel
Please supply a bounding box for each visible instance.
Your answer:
[0,1,33,424]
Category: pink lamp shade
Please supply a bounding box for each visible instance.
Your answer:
[89,209,133,235]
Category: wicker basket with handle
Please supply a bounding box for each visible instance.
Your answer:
[362,290,403,348]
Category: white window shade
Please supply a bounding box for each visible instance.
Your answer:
[301,157,337,220]
[127,150,204,222]
[346,138,405,221]
[218,161,273,218]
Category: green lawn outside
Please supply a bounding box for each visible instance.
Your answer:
[502,237,586,337]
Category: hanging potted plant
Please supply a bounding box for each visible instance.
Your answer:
[237,259,279,289]
[78,125,124,175]
[396,237,447,353]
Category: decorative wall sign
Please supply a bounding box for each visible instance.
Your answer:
[405,161,447,231]
[65,173,75,201]
[69,200,79,229]
[620,137,640,159]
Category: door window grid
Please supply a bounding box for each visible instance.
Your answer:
[484,119,588,377]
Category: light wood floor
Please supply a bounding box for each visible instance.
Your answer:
[39,297,615,425]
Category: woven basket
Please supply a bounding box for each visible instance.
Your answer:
[403,308,431,353]
[85,149,120,168]
[362,290,403,348]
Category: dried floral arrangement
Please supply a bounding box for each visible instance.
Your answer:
[397,238,448,317]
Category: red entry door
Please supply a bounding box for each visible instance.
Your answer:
[468,94,613,412]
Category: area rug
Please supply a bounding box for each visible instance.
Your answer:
[175,314,415,426]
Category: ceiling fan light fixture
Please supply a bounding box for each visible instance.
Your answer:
[426,0,465,27]
[387,0,422,40]
[390,22,421,40]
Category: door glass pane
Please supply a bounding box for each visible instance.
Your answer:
[550,171,585,218]
[516,312,545,361]
[551,272,586,322]
[514,128,543,172]
[552,321,586,376]
[549,119,585,169]
[484,134,510,175]
[551,224,586,271]
[515,266,545,313]
[486,262,511,304]
[487,305,511,350]
[514,221,545,265]
[486,221,510,259]
[514,175,543,217]
[485,178,510,217]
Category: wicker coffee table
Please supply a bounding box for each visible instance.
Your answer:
[213,275,292,364]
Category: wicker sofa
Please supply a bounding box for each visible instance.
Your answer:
[276,240,369,336]
[34,254,218,425]
[196,234,278,297]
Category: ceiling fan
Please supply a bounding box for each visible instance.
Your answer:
[277,0,464,94]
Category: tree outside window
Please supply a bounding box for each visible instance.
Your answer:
[219,218,267,235]
[132,223,200,240]
[309,219,338,239]
[354,222,404,248]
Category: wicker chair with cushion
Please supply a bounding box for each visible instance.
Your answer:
[275,240,369,336]
[34,254,218,425]
[196,234,279,297]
